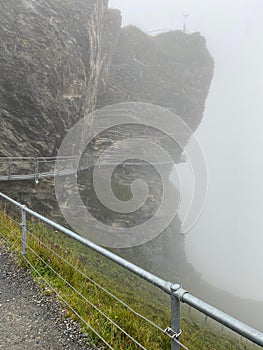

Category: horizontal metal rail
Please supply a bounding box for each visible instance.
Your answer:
[0,156,78,182]
[0,156,180,182]
[0,156,76,161]
[0,191,263,348]
[0,170,77,181]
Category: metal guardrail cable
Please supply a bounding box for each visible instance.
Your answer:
[25,227,170,334]
[23,255,115,350]
[25,261,115,350]
[0,230,21,251]
[163,328,189,350]
[0,228,115,350]
[0,224,141,350]
[0,214,26,231]
[0,227,22,248]
[0,218,21,238]
[1,218,189,349]
[1,192,263,348]
[25,244,148,350]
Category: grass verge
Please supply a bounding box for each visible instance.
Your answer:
[0,208,255,350]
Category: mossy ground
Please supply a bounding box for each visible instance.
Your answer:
[0,208,256,350]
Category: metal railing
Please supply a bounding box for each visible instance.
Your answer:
[0,191,262,349]
[0,156,183,182]
[0,157,77,182]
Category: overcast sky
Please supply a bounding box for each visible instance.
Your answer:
[109,1,263,302]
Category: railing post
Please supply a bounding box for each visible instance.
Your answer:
[8,158,11,180]
[171,285,181,350]
[21,205,27,256]
[34,158,39,184]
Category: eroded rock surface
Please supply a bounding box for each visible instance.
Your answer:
[0,0,121,157]
[0,0,214,289]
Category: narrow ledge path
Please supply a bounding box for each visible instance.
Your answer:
[0,240,99,350]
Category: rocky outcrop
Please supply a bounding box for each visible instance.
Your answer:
[97,26,214,132]
[2,9,263,333]
[85,26,213,271]
[0,1,213,159]
[0,0,121,157]
[0,0,214,288]
[0,0,214,228]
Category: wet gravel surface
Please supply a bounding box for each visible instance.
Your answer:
[0,240,100,350]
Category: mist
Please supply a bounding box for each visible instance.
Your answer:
[109,0,263,304]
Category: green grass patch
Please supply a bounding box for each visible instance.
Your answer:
[0,208,255,350]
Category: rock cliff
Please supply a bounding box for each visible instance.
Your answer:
[2,5,263,333]
[0,0,121,157]
[0,0,213,282]
[0,1,213,159]
[97,26,214,132]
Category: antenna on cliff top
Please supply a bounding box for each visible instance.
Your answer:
[183,13,189,33]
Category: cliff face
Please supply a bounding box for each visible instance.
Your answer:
[0,0,121,157]
[0,0,213,280]
[0,1,213,159]
[0,0,214,226]
[97,26,214,132]
[2,10,263,333]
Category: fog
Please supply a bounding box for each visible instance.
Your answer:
[109,0,263,302]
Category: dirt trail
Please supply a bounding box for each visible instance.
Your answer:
[0,240,98,350]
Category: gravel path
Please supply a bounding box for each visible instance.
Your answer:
[0,240,99,350]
